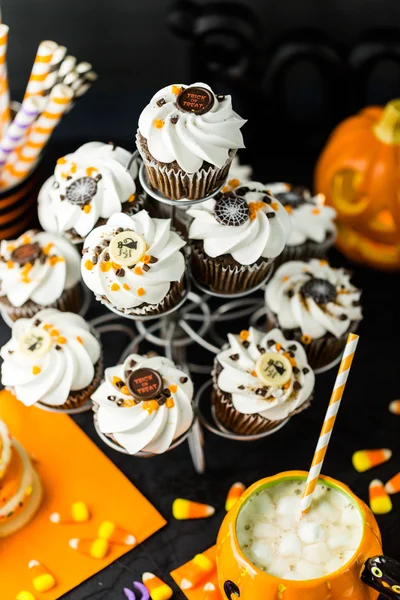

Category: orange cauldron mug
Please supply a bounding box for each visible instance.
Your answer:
[217,471,400,599]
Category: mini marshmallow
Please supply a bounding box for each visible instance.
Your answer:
[303,542,331,564]
[271,557,294,578]
[298,521,323,544]
[327,526,351,549]
[253,493,275,518]
[250,540,272,566]
[325,557,344,574]
[276,496,300,517]
[313,501,339,523]
[253,522,280,540]
[296,560,325,580]
[279,532,302,557]
[340,505,361,528]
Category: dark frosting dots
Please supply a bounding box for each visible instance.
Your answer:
[66,176,98,205]
[176,86,214,115]
[11,242,41,266]
[300,277,337,304]
[214,195,250,227]
[275,186,309,209]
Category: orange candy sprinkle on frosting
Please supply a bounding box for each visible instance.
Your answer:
[32,366,41,375]
[137,287,146,296]
[154,119,165,129]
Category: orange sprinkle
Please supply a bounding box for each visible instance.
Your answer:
[43,323,52,330]
[301,334,312,345]
[166,398,175,408]
[270,202,279,211]
[285,206,293,214]
[251,370,257,377]
[6,244,15,252]
[123,283,131,291]
[48,256,65,266]
[143,255,151,264]
[57,337,67,344]
[282,276,289,282]
[32,366,41,375]
[76,336,83,345]
[112,376,122,386]
[57,157,67,165]
[111,283,120,291]
[50,329,59,337]
[85,259,93,271]
[240,330,250,341]
[42,242,54,255]
[222,185,230,193]
[70,163,77,174]
[142,400,159,414]
[312,208,320,215]
[137,287,146,297]
[120,385,130,395]
[83,205,92,214]
[6,261,14,269]
[21,262,33,275]
[100,262,111,272]
[154,119,165,129]
[86,166,98,177]
[22,235,31,244]
[128,194,136,203]
[169,384,178,394]
[319,259,328,266]
[134,266,143,275]
[228,178,240,188]
[110,262,120,270]
[172,85,182,95]
[275,343,282,351]
[256,201,265,209]
[249,213,257,221]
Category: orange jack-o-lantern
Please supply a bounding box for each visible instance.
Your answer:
[315,100,400,270]
[217,471,400,600]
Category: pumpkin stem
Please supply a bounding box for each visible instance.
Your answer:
[374,99,400,144]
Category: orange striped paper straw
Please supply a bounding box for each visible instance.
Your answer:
[23,40,58,101]
[300,333,359,515]
[2,84,73,187]
[0,24,10,137]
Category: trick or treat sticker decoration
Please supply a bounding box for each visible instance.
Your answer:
[109,231,146,267]
[176,87,215,115]
[127,368,163,401]
[0,390,166,600]
[255,352,292,387]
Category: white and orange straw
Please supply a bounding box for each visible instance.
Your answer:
[300,333,359,515]
[23,40,58,101]
[0,24,10,137]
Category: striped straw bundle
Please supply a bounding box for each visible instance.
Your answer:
[300,333,359,515]
[0,18,97,192]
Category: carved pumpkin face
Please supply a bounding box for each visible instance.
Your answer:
[315,100,400,270]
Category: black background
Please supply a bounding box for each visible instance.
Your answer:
[0,0,399,598]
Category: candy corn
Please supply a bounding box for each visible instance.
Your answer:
[225,482,246,511]
[69,537,109,559]
[172,498,215,520]
[97,520,136,546]
[203,582,219,599]
[28,560,56,593]
[142,572,173,600]
[385,472,400,495]
[16,592,36,600]
[352,449,392,473]
[389,400,400,415]
[49,501,90,524]
[369,479,392,515]
[180,553,215,590]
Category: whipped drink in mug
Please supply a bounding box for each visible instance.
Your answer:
[236,479,363,580]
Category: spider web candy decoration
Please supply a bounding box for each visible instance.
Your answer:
[300,278,337,304]
[275,186,310,208]
[213,195,250,226]
[66,176,98,205]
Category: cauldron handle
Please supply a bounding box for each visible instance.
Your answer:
[361,555,400,599]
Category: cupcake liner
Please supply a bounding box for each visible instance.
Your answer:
[266,308,360,371]
[212,362,312,436]
[0,284,81,323]
[274,231,336,268]
[136,131,235,200]
[190,242,273,294]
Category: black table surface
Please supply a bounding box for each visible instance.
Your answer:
[1,142,399,600]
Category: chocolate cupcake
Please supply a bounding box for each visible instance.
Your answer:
[92,353,194,454]
[38,142,144,245]
[213,327,315,435]
[265,259,363,370]
[187,181,291,294]
[81,210,187,317]
[0,309,102,411]
[136,83,246,200]
[266,183,337,265]
[0,230,81,322]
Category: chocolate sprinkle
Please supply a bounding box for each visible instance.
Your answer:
[116,228,124,233]
[55,345,62,351]
[115,268,125,277]
[115,380,125,389]
[238,385,245,390]
[256,388,265,396]
[34,319,41,326]
[267,340,275,348]
[129,359,137,368]
[217,94,225,101]
[236,187,250,195]
[339,314,348,321]
[107,395,116,402]
[293,366,300,374]
[293,381,302,391]
[230,354,239,361]
[288,344,297,351]
[287,290,294,298]
[142,264,150,272]
[303,367,309,375]
[92,255,98,265]
[104,252,110,262]
[263,195,272,204]
[8,350,13,354]
[60,194,65,200]
[149,256,158,264]
[158,396,167,406]
[156,98,166,107]
[257,345,265,354]
[266,212,276,219]
[179,376,188,383]
[162,388,170,396]
[116,399,124,407]
[242,340,250,349]
[170,115,179,124]
[352,300,361,307]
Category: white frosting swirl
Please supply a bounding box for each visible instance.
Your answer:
[137,83,246,172]
[265,183,337,246]
[216,328,314,420]
[92,354,194,455]
[1,309,101,407]
[187,181,291,265]
[228,155,253,181]
[0,420,11,478]
[38,142,137,240]
[266,260,363,339]
[81,211,186,313]
[0,230,80,307]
